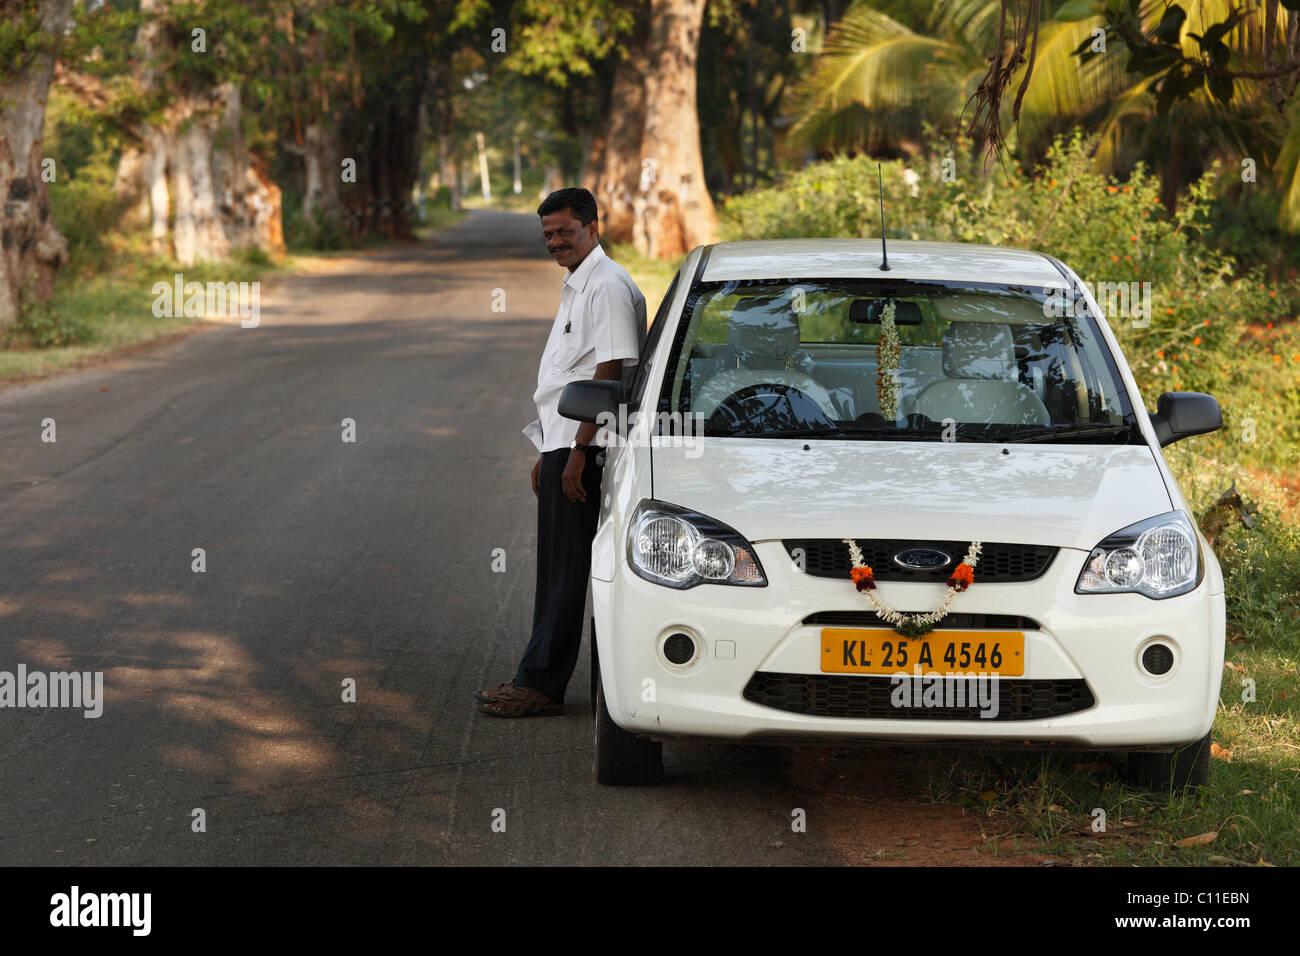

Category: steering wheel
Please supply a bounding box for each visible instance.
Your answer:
[705,382,838,433]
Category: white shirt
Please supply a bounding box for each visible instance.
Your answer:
[523,244,646,453]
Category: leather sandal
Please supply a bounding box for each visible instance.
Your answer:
[473,681,517,703]
[476,684,563,718]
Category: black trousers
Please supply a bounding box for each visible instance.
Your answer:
[514,447,604,703]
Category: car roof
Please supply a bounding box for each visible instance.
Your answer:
[699,238,1068,288]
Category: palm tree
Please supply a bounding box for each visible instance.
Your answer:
[792,0,1300,228]
[789,0,1001,154]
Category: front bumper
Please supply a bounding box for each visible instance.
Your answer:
[592,540,1225,749]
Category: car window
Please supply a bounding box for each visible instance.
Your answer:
[655,278,1137,442]
[629,272,680,406]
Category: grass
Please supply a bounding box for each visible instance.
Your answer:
[416,204,471,233]
[0,252,301,387]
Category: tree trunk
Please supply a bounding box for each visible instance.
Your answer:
[634,0,716,258]
[338,69,425,240]
[475,130,491,201]
[597,20,650,243]
[301,121,342,226]
[438,132,460,209]
[113,1,283,264]
[0,0,74,329]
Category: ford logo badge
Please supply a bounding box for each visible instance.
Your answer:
[893,548,952,571]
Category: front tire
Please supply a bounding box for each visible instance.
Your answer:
[592,628,664,786]
[1127,732,1211,793]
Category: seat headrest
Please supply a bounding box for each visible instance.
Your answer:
[726,297,800,366]
[942,322,1015,379]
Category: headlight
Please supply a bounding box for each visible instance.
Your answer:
[1075,511,1202,598]
[627,499,766,589]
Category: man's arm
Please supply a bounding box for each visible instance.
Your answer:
[561,359,623,503]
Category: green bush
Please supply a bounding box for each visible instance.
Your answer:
[3,295,94,350]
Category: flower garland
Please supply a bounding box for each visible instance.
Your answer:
[843,539,982,638]
[875,300,901,419]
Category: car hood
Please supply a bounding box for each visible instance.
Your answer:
[649,438,1173,550]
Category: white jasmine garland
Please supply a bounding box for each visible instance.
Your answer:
[876,300,901,419]
[843,539,982,630]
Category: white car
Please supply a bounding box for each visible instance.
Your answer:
[560,238,1225,791]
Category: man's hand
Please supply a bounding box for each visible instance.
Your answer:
[531,456,542,497]
[562,449,587,502]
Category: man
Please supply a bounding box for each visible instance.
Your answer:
[476,188,646,717]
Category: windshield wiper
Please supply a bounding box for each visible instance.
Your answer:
[721,424,939,440]
[989,423,1139,444]
[722,425,869,439]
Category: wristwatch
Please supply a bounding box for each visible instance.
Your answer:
[570,439,595,452]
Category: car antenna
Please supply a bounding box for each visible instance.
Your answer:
[877,163,890,272]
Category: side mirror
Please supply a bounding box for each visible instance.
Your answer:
[559,379,626,427]
[1147,391,1222,447]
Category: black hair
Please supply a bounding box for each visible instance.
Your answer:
[537,187,598,226]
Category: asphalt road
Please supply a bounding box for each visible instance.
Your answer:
[0,211,1034,866]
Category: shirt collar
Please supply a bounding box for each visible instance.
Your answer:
[562,243,606,293]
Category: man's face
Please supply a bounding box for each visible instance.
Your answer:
[541,209,599,271]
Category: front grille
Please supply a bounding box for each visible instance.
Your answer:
[804,611,1041,630]
[784,539,1057,582]
[743,672,1094,721]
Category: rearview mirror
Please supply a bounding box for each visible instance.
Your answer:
[1147,391,1222,447]
[850,299,924,325]
[559,380,626,427]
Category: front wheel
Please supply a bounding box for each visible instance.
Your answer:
[1127,732,1211,793]
[592,631,664,786]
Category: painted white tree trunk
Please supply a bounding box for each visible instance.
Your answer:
[113,4,283,265]
[301,121,341,226]
[0,0,74,328]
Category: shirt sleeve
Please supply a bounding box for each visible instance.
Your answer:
[521,418,544,452]
[589,280,642,367]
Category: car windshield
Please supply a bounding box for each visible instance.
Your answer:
[654,278,1138,442]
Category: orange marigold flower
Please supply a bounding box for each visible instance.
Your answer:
[850,566,876,592]
[1166,308,1175,314]
[1110,254,1119,262]
[1157,350,1164,358]
[1050,179,1058,186]
[1204,319,1210,326]
[1267,321,1274,328]
[948,563,975,592]
[1130,235,1138,241]
[1193,336,1201,345]
[1107,186,1118,193]
[1274,355,1282,363]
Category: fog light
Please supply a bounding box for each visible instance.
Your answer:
[1141,642,1174,676]
[663,633,696,665]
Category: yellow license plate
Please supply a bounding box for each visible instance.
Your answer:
[820,628,1025,677]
